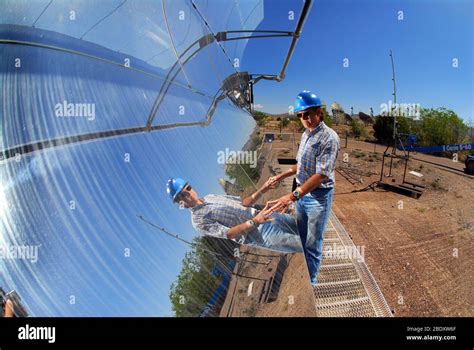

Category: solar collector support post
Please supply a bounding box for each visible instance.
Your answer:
[277,0,313,81]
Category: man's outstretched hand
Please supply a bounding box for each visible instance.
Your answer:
[267,194,293,214]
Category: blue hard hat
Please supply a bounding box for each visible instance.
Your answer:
[166,178,188,201]
[294,90,322,113]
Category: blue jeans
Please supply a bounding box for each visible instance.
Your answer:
[244,213,303,254]
[297,187,334,286]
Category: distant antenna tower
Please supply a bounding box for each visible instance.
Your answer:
[390,50,397,139]
[377,50,425,199]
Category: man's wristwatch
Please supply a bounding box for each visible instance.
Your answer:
[247,219,260,228]
[291,188,302,201]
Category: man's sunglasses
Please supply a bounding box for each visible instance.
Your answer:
[175,184,192,202]
[297,110,312,120]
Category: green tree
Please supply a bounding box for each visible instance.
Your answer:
[225,162,260,189]
[351,120,365,138]
[322,106,333,127]
[280,117,290,129]
[169,237,219,317]
[415,108,468,147]
[169,236,237,317]
[252,111,267,127]
[373,116,412,144]
[253,111,266,119]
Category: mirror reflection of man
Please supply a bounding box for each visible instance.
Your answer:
[268,91,340,287]
[166,178,303,254]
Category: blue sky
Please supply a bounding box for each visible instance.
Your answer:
[245,0,473,123]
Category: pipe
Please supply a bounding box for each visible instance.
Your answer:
[277,0,314,81]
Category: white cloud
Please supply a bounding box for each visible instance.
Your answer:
[253,104,264,109]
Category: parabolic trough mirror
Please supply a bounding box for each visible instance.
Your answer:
[0,0,318,316]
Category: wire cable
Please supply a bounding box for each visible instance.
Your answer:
[80,0,127,39]
[162,0,192,88]
[190,0,240,76]
[32,0,53,27]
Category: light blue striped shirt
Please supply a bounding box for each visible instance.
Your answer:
[296,121,340,189]
[190,194,257,240]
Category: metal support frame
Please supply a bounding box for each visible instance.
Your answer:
[0,91,226,161]
[0,0,314,160]
[377,50,425,198]
[378,136,425,199]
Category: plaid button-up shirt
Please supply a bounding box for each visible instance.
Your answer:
[296,121,340,189]
[190,194,257,240]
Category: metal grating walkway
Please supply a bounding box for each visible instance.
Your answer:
[314,211,393,317]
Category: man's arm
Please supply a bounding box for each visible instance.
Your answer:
[297,173,327,196]
[273,164,297,182]
[226,203,274,240]
[267,173,327,213]
[260,163,297,193]
[193,204,273,239]
[268,137,339,213]
[241,177,278,207]
[194,204,274,241]
[226,221,256,240]
[241,186,267,207]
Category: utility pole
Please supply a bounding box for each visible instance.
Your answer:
[390,50,397,140]
[387,50,398,176]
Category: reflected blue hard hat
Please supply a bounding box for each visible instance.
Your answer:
[166,178,188,201]
[294,90,322,113]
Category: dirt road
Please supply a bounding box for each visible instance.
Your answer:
[334,139,473,316]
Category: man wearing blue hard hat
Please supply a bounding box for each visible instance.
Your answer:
[166,177,303,254]
[268,91,340,287]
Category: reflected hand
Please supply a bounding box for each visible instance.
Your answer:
[266,176,281,189]
[253,202,275,225]
[261,177,278,193]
